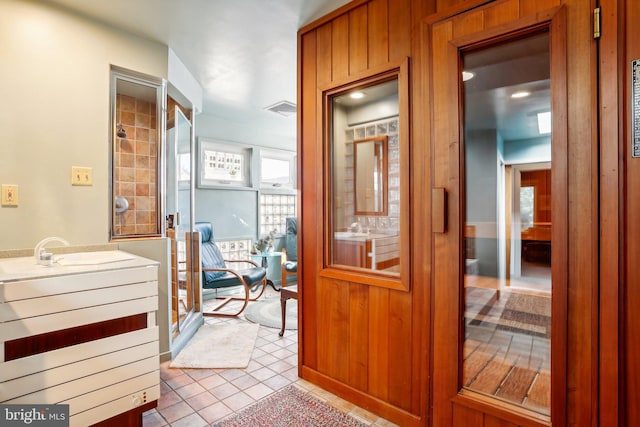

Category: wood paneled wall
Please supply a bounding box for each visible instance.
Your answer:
[623,1,640,426]
[298,0,632,426]
[298,1,432,425]
[521,170,551,224]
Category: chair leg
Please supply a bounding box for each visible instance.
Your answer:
[202,278,267,317]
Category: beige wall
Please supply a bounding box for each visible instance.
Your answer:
[0,0,168,250]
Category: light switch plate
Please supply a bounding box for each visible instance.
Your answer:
[1,184,19,206]
[71,166,93,186]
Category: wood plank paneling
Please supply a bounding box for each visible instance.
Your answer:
[368,0,389,67]
[485,414,521,427]
[368,286,390,400]
[316,23,333,86]
[298,0,619,425]
[316,278,333,377]
[563,1,598,426]
[387,291,413,411]
[519,0,561,17]
[483,1,519,29]
[453,404,484,427]
[299,30,318,371]
[430,18,458,427]
[317,279,351,383]
[389,0,412,60]
[348,284,369,390]
[332,14,350,82]
[597,0,622,424]
[349,5,369,75]
[452,9,484,39]
[410,0,434,418]
[624,1,640,425]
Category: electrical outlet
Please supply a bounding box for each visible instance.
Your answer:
[1,184,18,206]
[71,166,93,186]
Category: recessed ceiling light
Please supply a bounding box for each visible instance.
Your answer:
[511,91,530,98]
[537,111,551,134]
[462,71,475,82]
[350,92,365,99]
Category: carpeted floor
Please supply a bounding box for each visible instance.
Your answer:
[212,384,368,427]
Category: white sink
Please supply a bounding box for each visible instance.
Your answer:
[334,231,394,240]
[56,251,134,266]
[0,251,137,281]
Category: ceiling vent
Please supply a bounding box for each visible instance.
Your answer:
[265,100,297,117]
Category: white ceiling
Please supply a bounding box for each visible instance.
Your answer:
[43,0,549,146]
[45,0,351,145]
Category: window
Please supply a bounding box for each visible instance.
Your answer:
[322,60,410,291]
[197,139,251,188]
[258,148,297,235]
[259,149,295,189]
[520,186,534,230]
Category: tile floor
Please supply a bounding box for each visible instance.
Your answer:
[142,289,398,427]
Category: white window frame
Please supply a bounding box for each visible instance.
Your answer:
[197,138,252,189]
[258,148,296,191]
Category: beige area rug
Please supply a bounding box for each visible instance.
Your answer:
[213,385,368,427]
[244,297,298,330]
[466,287,551,338]
[170,323,259,369]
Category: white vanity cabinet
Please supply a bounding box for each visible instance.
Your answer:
[0,252,159,427]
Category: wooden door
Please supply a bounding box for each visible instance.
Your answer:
[429,1,597,426]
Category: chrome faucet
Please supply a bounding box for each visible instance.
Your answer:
[34,237,70,265]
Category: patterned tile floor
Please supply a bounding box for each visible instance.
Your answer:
[142,289,398,427]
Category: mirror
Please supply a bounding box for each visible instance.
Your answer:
[354,136,388,216]
[110,66,165,239]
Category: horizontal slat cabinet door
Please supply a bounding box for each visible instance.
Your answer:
[0,297,157,342]
[1,342,158,401]
[68,380,159,427]
[1,281,157,321]
[4,357,157,404]
[0,328,158,382]
[1,265,158,301]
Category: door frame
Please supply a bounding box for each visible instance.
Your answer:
[428,6,569,426]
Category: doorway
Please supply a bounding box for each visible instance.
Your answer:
[511,164,552,293]
[430,4,572,426]
[461,31,552,415]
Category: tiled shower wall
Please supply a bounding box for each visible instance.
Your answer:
[114,94,158,236]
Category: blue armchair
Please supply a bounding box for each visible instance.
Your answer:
[195,222,267,317]
[280,217,297,286]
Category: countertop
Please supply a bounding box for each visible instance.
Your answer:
[334,232,397,242]
[0,250,158,283]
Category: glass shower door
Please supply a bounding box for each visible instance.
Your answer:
[167,106,195,336]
